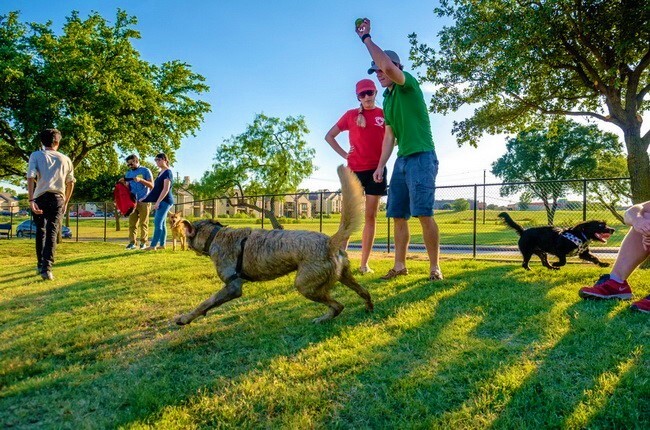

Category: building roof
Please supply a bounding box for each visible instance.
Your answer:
[0,193,18,203]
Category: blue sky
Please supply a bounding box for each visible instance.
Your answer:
[1,0,630,194]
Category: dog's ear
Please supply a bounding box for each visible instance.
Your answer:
[183,220,196,238]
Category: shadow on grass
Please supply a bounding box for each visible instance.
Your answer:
[162,265,646,428]
[312,265,558,428]
[487,300,649,429]
[1,260,646,429]
[0,257,444,428]
[126,265,559,428]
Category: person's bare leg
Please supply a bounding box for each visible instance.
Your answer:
[611,220,650,280]
[419,215,441,272]
[360,195,380,269]
[393,218,409,271]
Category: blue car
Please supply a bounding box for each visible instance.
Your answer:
[16,220,73,239]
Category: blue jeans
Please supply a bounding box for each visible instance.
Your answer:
[386,151,439,219]
[150,201,172,247]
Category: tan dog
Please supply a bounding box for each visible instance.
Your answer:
[169,212,187,251]
[175,165,373,325]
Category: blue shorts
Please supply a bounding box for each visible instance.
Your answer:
[386,151,438,219]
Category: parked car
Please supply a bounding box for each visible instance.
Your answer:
[16,220,73,238]
[0,210,11,216]
[78,210,95,217]
[18,209,28,216]
[69,211,77,217]
[94,211,105,217]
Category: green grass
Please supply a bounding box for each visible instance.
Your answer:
[1,240,647,429]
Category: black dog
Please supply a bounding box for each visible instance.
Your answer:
[498,212,615,270]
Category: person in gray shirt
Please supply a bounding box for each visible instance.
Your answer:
[27,129,76,280]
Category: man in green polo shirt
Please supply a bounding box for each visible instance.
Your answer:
[355,18,443,281]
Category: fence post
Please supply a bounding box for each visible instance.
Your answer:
[387,216,391,253]
[473,185,478,259]
[261,195,265,229]
[582,179,587,221]
[212,199,216,219]
[103,202,107,242]
[75,203,79,242]
[319,192,323,233]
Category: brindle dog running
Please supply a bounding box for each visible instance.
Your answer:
[175,165,374,325]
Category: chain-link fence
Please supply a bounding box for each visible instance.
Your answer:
[1,178,631,262]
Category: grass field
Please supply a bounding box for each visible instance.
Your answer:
[1,240,647,429]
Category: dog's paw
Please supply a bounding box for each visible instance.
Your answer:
[598,262,611,267]
[312,315,333,324]
[174,314,191,325]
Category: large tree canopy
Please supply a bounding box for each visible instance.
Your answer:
[410,0,649,202]
[196,114,315,229]
[492,119,621,224]
[0,10,210,183]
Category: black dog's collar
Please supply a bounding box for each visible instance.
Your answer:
[202,223,223,256]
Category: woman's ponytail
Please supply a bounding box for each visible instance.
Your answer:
[356,104,366,128]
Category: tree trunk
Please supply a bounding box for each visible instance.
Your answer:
[623,124,650,204]
[115,213,121,231]
[541,197,557,225]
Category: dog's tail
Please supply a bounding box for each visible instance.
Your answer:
[498,212,525,235]
[329,165,364,253]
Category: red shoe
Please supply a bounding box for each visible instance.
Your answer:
[630,295,650,313]
[579,275,632,300]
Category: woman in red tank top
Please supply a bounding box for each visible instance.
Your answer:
[325,79,387,274]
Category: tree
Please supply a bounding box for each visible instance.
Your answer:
[73,172,124,230]
[196,114,315,229]
[491,119,620,224]
[582,153,631,223]
[0,10,210,184]
[518,193,531,210]
[410,0,650,203]
[452,198,470,211]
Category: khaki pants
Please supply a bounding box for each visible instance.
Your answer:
[129,202,151,245]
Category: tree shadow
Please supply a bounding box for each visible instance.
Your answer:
[0,257,445,428]
[123,264,561,428]
[2,260,645,429]
[301,265,558,428]
[486,300,649,429]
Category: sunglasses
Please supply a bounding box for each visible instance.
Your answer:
[358,90,375,98]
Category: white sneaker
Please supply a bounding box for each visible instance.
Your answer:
[359,266,374,275]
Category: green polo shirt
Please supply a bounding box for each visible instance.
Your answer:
[382,71,435,157]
